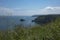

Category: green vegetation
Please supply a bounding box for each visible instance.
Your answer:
[0,15,60,40]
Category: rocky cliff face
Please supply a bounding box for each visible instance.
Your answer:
[32,14,60,25]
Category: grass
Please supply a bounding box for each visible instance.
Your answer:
[0,18,60,40]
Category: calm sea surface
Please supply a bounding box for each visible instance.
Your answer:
[0,16,36,30]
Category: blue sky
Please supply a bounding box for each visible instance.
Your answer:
[0,0,60,16]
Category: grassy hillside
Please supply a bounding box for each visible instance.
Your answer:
[0,15,60,40]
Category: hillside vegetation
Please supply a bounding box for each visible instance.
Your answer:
[0,15,60,40]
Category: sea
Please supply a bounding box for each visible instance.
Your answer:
[0,16,37,30]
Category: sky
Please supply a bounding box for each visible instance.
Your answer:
[0,0,60,16]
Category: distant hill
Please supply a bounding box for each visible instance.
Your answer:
[32,14,60,25]
[32,14,60,17]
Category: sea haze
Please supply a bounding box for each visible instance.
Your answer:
[0,16,36,30]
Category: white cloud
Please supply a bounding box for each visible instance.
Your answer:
[38,6,60,15]
[0,7,14,16]
[0,6,60,16]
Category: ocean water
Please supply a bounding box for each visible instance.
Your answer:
[0,16,36,30]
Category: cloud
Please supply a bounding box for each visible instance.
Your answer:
[0,7,14,16]
[38,6,60,15]
[0,6,60,16]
